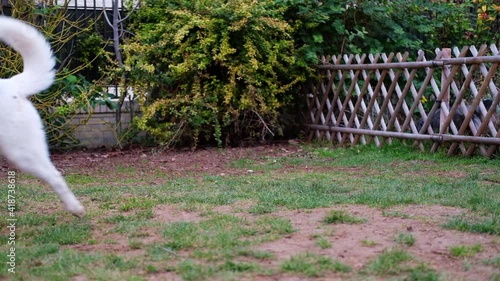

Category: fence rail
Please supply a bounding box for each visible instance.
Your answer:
[304,44,500,157]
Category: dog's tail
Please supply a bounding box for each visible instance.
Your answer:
[0,16,55,97]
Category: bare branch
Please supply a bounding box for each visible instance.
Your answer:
[252,110,275,138]
[102,1,114,29]
[120,0,142,22]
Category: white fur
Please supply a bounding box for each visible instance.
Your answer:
[0,16,84,217]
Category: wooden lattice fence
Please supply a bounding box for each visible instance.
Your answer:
[304,44,500,157]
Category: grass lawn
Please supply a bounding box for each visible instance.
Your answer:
[0,142,498,280]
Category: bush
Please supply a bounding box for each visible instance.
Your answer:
[124,0,304,147]
[279,0,493,61]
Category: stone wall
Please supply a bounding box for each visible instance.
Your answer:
[71,101,139,148]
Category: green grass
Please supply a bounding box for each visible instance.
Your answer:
[254,215,295,239]
[315,237,332,249]
[443,215,499,235]
[382,210,411,219]
[119,197,156,211]
[159,213,292,264]
[0,142,498,280]
[449,244,483,258]
[405,264,441,281]
[323,210,366,224]
[361,240,378,247]
[32,221,92,245]
[281,253,351,277]
[394,232,416,247]
[364,249,413,276]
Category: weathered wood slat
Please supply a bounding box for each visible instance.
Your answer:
[324,54,349,142]
[305,124,500,145]
[353,53,391,145]
[376,53,408,145]
[316,55,500,70]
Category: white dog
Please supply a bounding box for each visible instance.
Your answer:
[0,16,85,216]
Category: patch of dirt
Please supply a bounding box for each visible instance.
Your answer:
[48,144,305,179]
[253,205,498,280]
[153,205,205,223]
[65,219,155,258]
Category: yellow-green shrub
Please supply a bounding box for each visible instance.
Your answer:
[124,0,303,147]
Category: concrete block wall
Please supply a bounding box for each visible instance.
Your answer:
[71,101,139,148]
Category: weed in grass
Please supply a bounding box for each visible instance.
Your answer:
[254,216,295,236]
[482,256,500,268]
[310,232,322,239]
[119,197,156,211]
[281,253,351,277]
[179,202,214,213]
[145,264,158,274]
[28,243,61,257]
[162,221,199,250]
[103,238,118,244]
[315,237,332,249]
[126,275,147,281]
[237,249,274,260]
[105,254,135,271]
[382,210,411,219]
[394,232,416,247]
[219,260,259,272]
[100,201,117,210]
[248,202,276,214]
[361,240,378,247]
[364,248,413,276]
[129,239,142,249]
[253,251,275,260]
[323,210,366,224]
[406,264,440,281]
[130,231,151,239]
[147,243,179,261]
[105,214,129,223]
[444,215,499,235]
[133,209,156,220]
[176,259,215,281]
[450,244,483,258]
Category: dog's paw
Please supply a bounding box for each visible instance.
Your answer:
[66,203,86,218]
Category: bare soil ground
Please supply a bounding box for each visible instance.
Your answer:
[14,144,500,280]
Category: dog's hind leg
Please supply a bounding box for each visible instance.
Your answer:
[23,160,85,217]
[2,143,85,217]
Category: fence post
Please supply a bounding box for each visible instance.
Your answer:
[440,48,451,133]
